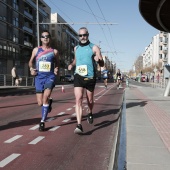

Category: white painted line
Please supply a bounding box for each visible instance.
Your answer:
[62,119,70,123]
[28,136,45,145]
[73,105,76,107]
[84,105,88,108]
[49,126,60,131]
[29,125,39,130]
[58,112,65,115]
[71,113,76,116]
[4,135,23,143]
[66,108,72,111]
[0,153,21,168]
[46,117,54,122]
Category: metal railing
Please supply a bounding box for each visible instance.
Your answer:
[150,78,168,89]
[0,74,34,86]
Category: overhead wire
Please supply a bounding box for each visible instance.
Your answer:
[84,0,110,50]
[59,0,110,22]
[95,0,117,56]
[48,0,74,22]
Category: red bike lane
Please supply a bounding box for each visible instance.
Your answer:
[0,83,124,170]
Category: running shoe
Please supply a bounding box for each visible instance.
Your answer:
[48,98,53,113]
[87,113,93,124]
[74,124,83,134]
[39,122,45,131]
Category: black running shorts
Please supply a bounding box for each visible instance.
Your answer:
[74,74,96,92]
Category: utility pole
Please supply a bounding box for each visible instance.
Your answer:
[36,0,40,46]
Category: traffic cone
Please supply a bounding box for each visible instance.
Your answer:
[62,85,65,93]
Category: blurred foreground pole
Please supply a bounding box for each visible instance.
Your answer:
[164,76,170,96]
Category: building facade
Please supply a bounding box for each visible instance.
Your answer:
[50,13,79,78]
[0,0,50,76]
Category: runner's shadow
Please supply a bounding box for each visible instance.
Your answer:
[126,101,147,108]
[82,109,121,135]
[0,118,40,131]
[83,115,120,135]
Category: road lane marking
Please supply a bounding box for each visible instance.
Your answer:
[58,112,65,115]
[66,108,72,111]
[49,126,60,131]
[71,113,76,116]
[46,117,55,122]
[62,119,70,123]
[28,136,45,144]
[0,153,21,168]
[29,125,39,130]
[4,135,23,143]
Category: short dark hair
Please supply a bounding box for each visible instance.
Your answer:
[41,30,51,37]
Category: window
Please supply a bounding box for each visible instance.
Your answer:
[13,17,19,27]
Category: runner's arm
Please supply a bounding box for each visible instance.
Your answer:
[68,47,76,70]
[54,49,59,75]
[93,45,104,67]
[29,47,38,75]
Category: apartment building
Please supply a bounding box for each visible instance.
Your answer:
[0,0,50,76]
[50,13,79,78]
[143,31,170,70]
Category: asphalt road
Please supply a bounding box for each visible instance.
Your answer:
[0,82,124,170]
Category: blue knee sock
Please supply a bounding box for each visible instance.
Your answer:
[41,104,49,122]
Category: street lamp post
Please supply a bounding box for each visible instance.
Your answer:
[36,0,40,46]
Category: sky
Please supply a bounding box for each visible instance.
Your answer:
[43,0,159,72]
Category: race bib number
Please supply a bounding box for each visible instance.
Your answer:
[118,76,120,80]
[104,73,107,77]
[76,65,87,76]
[39,61,51,72]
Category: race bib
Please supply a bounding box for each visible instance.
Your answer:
[104,73,107,77]
[76,65,87,76]
[39,61,51,72]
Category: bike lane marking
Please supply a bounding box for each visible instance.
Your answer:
[28,136,45,145]
[4,135,23,143]
[0,153,21,168]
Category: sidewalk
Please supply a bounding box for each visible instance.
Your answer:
[125,84,170,170]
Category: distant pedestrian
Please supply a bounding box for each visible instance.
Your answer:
[11,66,21,86]
[101,66,109,89]
[116,69,122,89]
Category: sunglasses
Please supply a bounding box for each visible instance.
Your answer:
[41,35,50,38]
[78,34,88,37]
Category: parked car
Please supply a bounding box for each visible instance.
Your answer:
[141,75,146,82]
[65,75,74,82]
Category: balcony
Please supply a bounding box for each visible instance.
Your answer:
[25,0,48,17]
[24,40,33,47]
[163,47,168,54]
[23,26,33,34]
[24,11,33,20]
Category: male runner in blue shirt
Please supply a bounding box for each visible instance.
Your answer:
[29,30,59,131]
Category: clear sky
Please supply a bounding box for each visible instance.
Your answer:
[44,0,159,71]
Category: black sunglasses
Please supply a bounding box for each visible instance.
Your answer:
[41,35,50,38]
[78,34,88,37]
